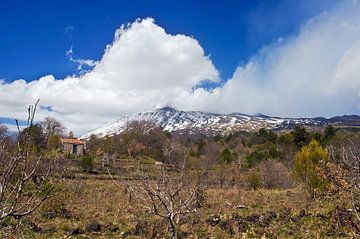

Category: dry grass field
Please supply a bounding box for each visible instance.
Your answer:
[11,159,357,239]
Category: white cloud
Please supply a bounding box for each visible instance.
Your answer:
[1,1,360,136]
[180,0,360,118]
[0,18,219,136]
[66,46,98,72]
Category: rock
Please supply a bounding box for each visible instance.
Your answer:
[219,220,237,235]
[260,211,277,227]
[104,222,119,232]
[69,228,83,235]
[299,209,306,218]
[86,222,102,232]
[42,208,72,219]
[266,211,277,220]
[331,206,353,228]
[233,214,249,232]
[245,214,260,223]
[25,221,42,233]
[122,231,131,238]
[206,215,221,226]
[233,204,249,210]
[279,207,292,219]
[178,214,201,225]
[290,216,299,222]
[134,221,149,235]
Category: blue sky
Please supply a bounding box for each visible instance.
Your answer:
[0,0,338,82]
[1,0,360,135]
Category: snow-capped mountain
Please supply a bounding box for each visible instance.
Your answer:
[81,107,359,139]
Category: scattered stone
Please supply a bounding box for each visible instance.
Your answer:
[206,215,221,226]
[42,208,72,219]
[134,220,149,235]
[290,216,299,222]
[26,221,42,233]
[279,207,292,219]
[219,220,237,234]
[233,204,249,210]
[260,211,277,226]
[104,222,119,232]
[245,214,260,223]
[178,213,201,225]
[237,221,248,233]
[69,228,83,235]
[122,231,131,238]
[86,222,102,232]
[299,209,306,218]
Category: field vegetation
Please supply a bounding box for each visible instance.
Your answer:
[0,106,359,238]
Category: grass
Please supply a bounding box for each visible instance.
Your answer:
[5,157,359,238]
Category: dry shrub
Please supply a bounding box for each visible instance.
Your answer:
[247,169,262,190]
[247,159,293,190]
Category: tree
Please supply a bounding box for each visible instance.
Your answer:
[258,159,292,189]
[40,116,66,140]
[293,140,328,198]
[198,141,220,169]
[291,125,310,148]
[80,155,94,173]
[278,133,296,166]
[46,134,62,151]
[0,101,58,235]
[221,148,233,164]
[121,121,167,160]
[324,125,336,142]
[68,131,75,138]
[0,124,8,137]
[258,128,277,144]
[338,139,360,223]
[112,149,204,239]
[18,124,46,153]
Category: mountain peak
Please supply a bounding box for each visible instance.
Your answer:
[81,109,360,140]
[158,106,177,111]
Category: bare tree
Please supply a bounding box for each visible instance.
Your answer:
[0,101,58,234]
[257,159,293,189]
[121,120,168,160]
[0,124,8,137]
[339,140,360,222]
[40,116,66,139]
[109,148,204,239]
[136,168,202,238]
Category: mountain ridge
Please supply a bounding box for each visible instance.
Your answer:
[81,108,360,139]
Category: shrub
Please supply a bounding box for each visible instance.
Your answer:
[221,148,233,164]
[293,140,328,198]
[80,155,94,173]
[291,125,310,148]
[247,170,262,190]
[258,160,293,189]
[245,150,270,168]
[39,184,72,219]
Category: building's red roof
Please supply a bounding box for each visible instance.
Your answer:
[60,138,85,145]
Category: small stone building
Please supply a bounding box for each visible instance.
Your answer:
[61,138,86,155]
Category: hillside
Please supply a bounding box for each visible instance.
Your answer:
[81,107,360,139]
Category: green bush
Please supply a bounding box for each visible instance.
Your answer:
[293,140,328,198]
[245,150,270,168]
[80,155,94,173]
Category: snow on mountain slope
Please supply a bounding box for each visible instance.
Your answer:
[81,107,326,139]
